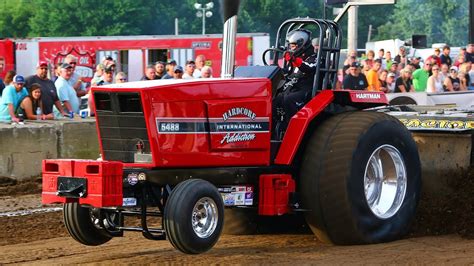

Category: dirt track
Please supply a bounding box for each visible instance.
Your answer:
[1,175,474,264]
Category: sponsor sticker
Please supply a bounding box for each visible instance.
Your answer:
[127,173,138,186]
[220,186,254,206]
[123,197,137,206]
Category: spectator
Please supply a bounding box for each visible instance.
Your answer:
[459,62,471,91]
[193,55,206,78]
[4,70,16,86]
[378,69,389,93]
[394,46,408,66]
[426,65,443,93]
[97,66,114,85]
[394,68,414,93]
[90,64,105,86]
[343,50,358,66]
[173,66,184,79]
[64,55,85,97]
[102,56,116,73]
[465,44,474,63]
[361,59,371,76]
[0,78,4,98]
[115,72,128,83]
[0,75,28,122]
[427,48,442,67]
[342,62,368,90]
[19,83,54,120]
[377,48,384,60]
[469,63,474,90]
[51,63,62,83]
[386,72,396,93]
[162,59,177,79]
[183,60,196,79]
[141,65,156,80]
[409,57,421,69]
[102,55,114,66]
[453,54,465,68]
[439,63,450,82]
[343,55,357,76]
[444,66,463,91]
[367,59,382,91]
[55,63,79,114]
[389,62,400,79]
[412,59,432,92]
[155,61,166,79]
[200,66,213,78]
[365,50,375,69]
[25,61,68,117]
[384,51,394,70]
[440,45,452,66]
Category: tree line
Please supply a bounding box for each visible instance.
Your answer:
[0,0,469,48]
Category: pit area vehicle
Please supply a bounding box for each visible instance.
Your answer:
[42,0,421,254]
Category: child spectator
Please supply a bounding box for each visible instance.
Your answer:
[0,75,28,122]
[19,83,54,120]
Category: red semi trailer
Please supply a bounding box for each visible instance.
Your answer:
[41,0,421,254]
[0,33,269,81]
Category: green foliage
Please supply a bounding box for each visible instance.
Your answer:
[0,0,469,48]
[373,0,469,46]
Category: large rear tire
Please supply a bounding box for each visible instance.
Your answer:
[300,111,421,244]
[164,179,224,254]
[63,202,113,246]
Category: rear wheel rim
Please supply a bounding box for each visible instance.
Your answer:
[364,144,407,219]
[192,197,218,238]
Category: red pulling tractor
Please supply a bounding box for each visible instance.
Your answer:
[42,0,421,254]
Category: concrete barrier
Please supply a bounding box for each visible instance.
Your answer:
[0,119,99,181]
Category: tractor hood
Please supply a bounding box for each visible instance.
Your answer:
[91,78,272,168]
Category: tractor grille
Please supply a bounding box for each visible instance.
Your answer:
[94,92,150,163]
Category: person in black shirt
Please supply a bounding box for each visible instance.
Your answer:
[394,68,414,92]
[25,61,68,117]
[342,62,368,90]
[465,44,474,64]
[440,45,452,66]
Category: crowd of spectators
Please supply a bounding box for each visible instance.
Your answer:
[0,54,213,123]
[1,43,473,123]
[340,44,474,92]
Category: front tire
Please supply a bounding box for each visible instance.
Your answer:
[164,179,224,254]
[63,202,113,246]
[300,111,421,244]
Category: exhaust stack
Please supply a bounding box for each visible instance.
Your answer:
[220,0,240,78]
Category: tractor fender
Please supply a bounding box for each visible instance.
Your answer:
[274,90,334,165]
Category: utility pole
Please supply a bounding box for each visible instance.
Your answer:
[347,5,358,51]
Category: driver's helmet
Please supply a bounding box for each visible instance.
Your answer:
[286,29,311,57]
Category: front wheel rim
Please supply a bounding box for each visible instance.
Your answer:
[191,197,219,238]
[364,144,407,219]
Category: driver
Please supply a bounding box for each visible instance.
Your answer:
[273,29,318,134]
